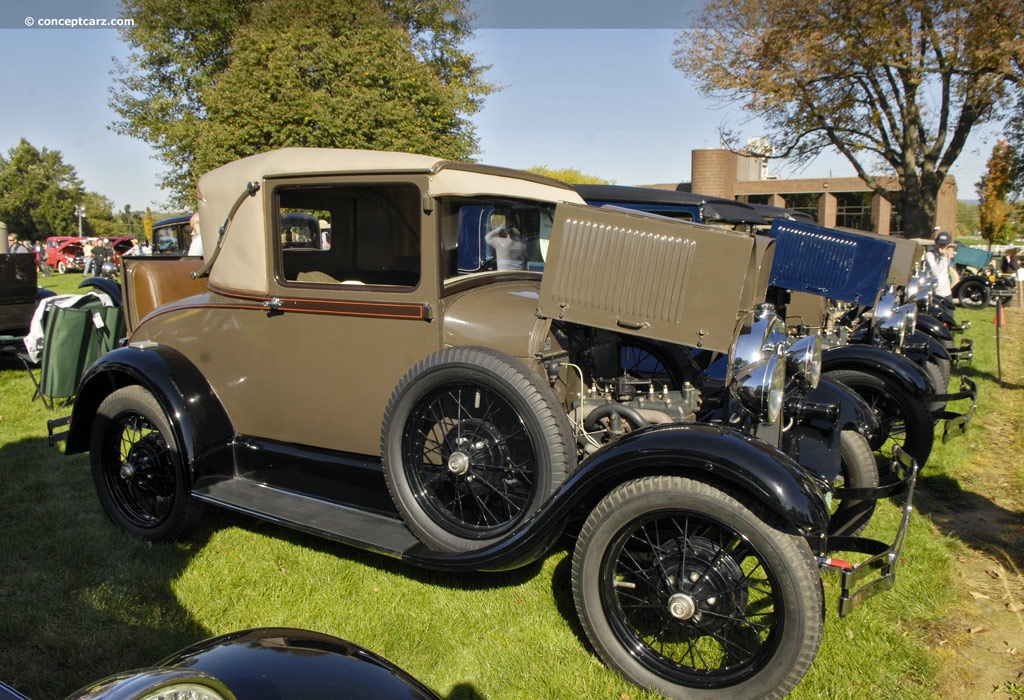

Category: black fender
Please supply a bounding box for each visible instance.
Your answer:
[902,331,951,367]
[74,628,441,700]
[781,377,881,483]
[64,345,234,481]
[803,376,880,436]
[922,300,958,329]
[914,313,953,344]
[822,344,934,397]
[78,276,123,306]
[403,422,831,571]
[951,273,991,295]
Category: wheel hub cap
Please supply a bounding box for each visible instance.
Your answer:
[667,592,697,620]
[447,450,471,476]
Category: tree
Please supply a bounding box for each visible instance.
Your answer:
[122,204,139,238]
[0,139,84,242]
[527,166,612,185]
[674,0,1024,238]
[110,0,493,207]
[955,200,979,239]
[1005,95,1024,198]
[79,191,121,238]
[143,207,155,246]
[977,140,1017,247]
[193,0,479,175]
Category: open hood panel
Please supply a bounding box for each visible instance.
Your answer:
[538,203,762,353]
[768,220,894,306]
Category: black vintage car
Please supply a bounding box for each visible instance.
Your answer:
[0,249,55,352]
[0,628,440,700]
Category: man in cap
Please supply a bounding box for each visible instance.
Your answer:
[925,230,955,301]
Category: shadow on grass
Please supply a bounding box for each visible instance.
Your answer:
[956,363,1023,391]
[223,509,550,592]
[0,436,212,699]
[915,471,1024,569]
[0,436,488,700]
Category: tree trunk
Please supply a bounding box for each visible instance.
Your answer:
[897,176,939,239]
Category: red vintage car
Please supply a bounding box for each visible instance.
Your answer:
[43,237,85,274]
[97,236,139,264]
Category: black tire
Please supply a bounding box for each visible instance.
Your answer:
[923,359,949,413]
[572,476,824,700]
[824,368,934,467]
[934,356,952,388]
[381,346,576,552]
[828,430,879,537]
[956,279,989,309]
[90,386,200,541]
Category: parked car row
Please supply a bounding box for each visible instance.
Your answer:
[951,242,1020,308]
[37,149,979,699]
[576,184,978,468]
[40,236,139,274]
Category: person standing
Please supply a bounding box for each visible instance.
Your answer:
[8,232,31,254]
[925,230,956,301]
[484,212,532,270]
[187,212,203,256]
[82,238,95,275]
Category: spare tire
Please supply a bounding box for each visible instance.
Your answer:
[381,346,576,552]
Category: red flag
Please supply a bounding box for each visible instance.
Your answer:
[995,300,1005,327]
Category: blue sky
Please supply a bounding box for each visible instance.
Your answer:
[0,0,1000,212]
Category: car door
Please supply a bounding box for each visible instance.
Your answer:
[220,175,442,457]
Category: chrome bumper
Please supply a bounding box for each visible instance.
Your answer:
[820,445,918,617]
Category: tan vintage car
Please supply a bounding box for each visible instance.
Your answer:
[52,149,914,700]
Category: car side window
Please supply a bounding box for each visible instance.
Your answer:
[442,198,555,279]
[276,183,421,287]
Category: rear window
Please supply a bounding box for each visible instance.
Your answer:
[275,183,421,288]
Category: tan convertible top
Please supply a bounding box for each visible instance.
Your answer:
[196,148,583,295]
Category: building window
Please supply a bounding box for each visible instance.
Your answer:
[835,192,873,231]
[889,211,905,237]
[777,193,819,221]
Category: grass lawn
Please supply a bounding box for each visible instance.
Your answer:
[1,274,1020,699]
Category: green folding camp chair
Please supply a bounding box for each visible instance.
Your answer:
[34,295,124,408]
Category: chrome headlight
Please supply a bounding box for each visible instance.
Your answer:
[70,670,234,700]
[905,276,921,300]
[785,333,822,390]
[731,354,786,425]
[877,303,916,349]
[873,289,899,323]
[728,304,788,424]
[728,304,787,375]
[907,274,933,305]
[901,303,917,335]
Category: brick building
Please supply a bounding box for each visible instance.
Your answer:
[650,148,958,236]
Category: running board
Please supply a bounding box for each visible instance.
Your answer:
[192,478,420,557]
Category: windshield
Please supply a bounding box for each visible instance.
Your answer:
[444,198,555,277]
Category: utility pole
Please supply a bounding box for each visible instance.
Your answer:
[74,204,86,236]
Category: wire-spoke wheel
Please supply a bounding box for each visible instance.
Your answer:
[572,476,823,700]
[956,279,989,309]
[824,368,934,468]
[381,347,575,552]
[90,386,199,541]
[617,339,692,389]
